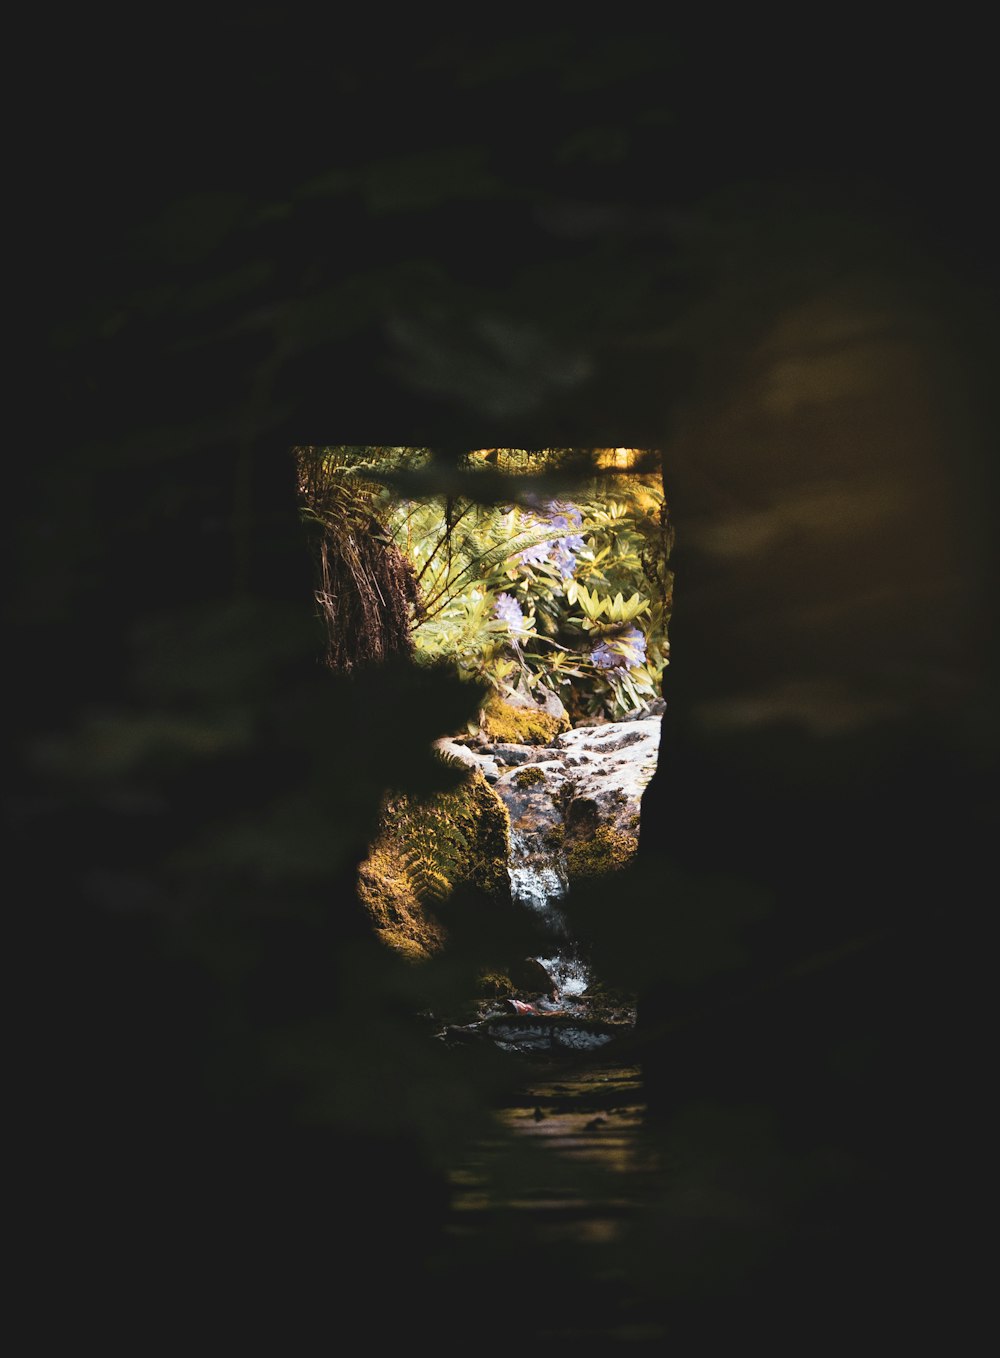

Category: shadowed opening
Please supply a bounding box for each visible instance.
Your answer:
[296,445,671,1048]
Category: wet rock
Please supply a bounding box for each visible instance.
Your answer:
[471,715,662,1006]
[461,715,657,1034]
[487,716,661,896]
[486,719,661,828]
[555,718,660,838]
[433,737,501,783]
[510,956,560,999]
[490,743,542,766]
[493,760,568,837]
[480,1015,623,1052]
[619,697,665,721]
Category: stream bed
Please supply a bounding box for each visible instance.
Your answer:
[427,1058,676,1346]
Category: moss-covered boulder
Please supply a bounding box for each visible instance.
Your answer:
[489,717,660,892]
[357,766,511,960]
[478,693,569,746]
[565,824,640,881]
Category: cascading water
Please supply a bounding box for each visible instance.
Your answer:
[506,827,591,1006]
[467,823,620,1051]
[441,710,660,1049]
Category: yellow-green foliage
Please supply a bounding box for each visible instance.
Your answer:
[565,825,638,881]
[357,846,446,961]
[357,767,511,960]
[478,694,568,745]
[513,765,546,789]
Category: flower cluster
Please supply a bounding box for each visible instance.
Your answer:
[493,592,527,633]
[518,501,586,579]
[517,541,550,566]
[590,626,647,670]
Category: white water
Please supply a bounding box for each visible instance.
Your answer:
[506,828,592,1000]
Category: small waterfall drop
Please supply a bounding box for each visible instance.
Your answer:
[438,712,662,1048]
[506,827,591,1003]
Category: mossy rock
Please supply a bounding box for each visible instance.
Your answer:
[478,694,568,746]
[564,824,639,881]
[509,956,559,998]
[357,846,446,960]
[357,767,511,960]
[513,764,547,789]
[476,970,515,998]
[542,823,565,850]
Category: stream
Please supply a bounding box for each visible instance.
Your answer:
[433,1059,670,1345]
[506,826,593,1007]
[426,709,666,1343]
[437,709,660,1053]
[420,706,894,1344]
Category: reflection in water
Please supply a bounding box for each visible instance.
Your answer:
[434,1063,805,1345]
[433,1062,673,1343]
[449,1065,656,1227]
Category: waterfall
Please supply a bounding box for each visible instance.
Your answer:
[481,711,661,1019]
[506,827,591,1002]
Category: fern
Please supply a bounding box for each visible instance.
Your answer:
[298,446,671,722]
[420,524,580,620]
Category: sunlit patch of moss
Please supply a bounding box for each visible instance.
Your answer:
[542,823,565,850]
[565,824,638,881]
[357,846,446,960]
[478,694,568,745]
[513,764,546,789]
[357,768,511,959]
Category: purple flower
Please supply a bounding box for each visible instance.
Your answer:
[493,592,527,633]
[548,504,585,553]
[517,541,550,566]
[550,542,578,579]
[516,500,586,577]
[548,502,585,553]
[552,523,585,552]
[547,501,583,530]
[590,627,646,670]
